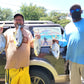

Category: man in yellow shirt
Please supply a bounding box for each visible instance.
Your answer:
[0,13,39,84]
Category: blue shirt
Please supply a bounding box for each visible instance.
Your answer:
[59,18,84,64]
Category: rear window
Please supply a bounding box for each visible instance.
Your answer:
[29,26,62,54]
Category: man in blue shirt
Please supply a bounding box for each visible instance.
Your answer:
[55,4,84,84]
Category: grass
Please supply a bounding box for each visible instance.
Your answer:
[0,54,6,78]
[43,54,65,75]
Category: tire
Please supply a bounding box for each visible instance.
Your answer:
[30,69,53,84]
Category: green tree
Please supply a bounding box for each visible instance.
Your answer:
[0,7,13,21]
[57,19,70,27]
[20,4,70,27]
[20,4,47,20]
[40,11,70,27]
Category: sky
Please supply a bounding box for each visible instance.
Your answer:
[0,0,84,14]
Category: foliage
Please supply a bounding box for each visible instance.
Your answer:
[57,19,70,28]
[0,7,13,21]
[0,4,70,27]
[20,3,47,20]
[40,11,70,27]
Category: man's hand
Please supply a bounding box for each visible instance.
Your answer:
[31,34,41,48]
[52,39,59,44]
[66,60,69,63]
[65,60,69,66]
[0,23,5,34]
[35,34,41,39]
[0,27,3,34]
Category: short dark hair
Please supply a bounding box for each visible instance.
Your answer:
[70,4,81,11]
[14,13,24,21]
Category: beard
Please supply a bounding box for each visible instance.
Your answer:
[15,23,24,29]
[71,12,81,21]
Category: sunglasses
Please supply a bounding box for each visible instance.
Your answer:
[70,8,80,13]
[14,19,23,21]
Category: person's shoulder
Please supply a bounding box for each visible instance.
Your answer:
[24,28,30,33]
[64,22,75,32]
[81,18,84,22]
[65,22,73,28]
[23,28,32,35]
[4,28,15,36]
[66,22,73,27]
[4,28,15,34]
[23,28,33,40]
[81,18,84,20]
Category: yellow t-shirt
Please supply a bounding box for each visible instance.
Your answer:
[4,28,33,69]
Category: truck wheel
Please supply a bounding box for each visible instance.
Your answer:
[30,69,53,84]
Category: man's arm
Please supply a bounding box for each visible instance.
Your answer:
[59,31,67,47]
[53,32,67,47]
[0,26,7,53]
[30,34,41,48]
[59,39,67,47]
[30,40,34,48]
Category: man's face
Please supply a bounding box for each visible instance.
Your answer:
[70,6,81,14]
[70,6,82,21]
[14,16,24,28]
